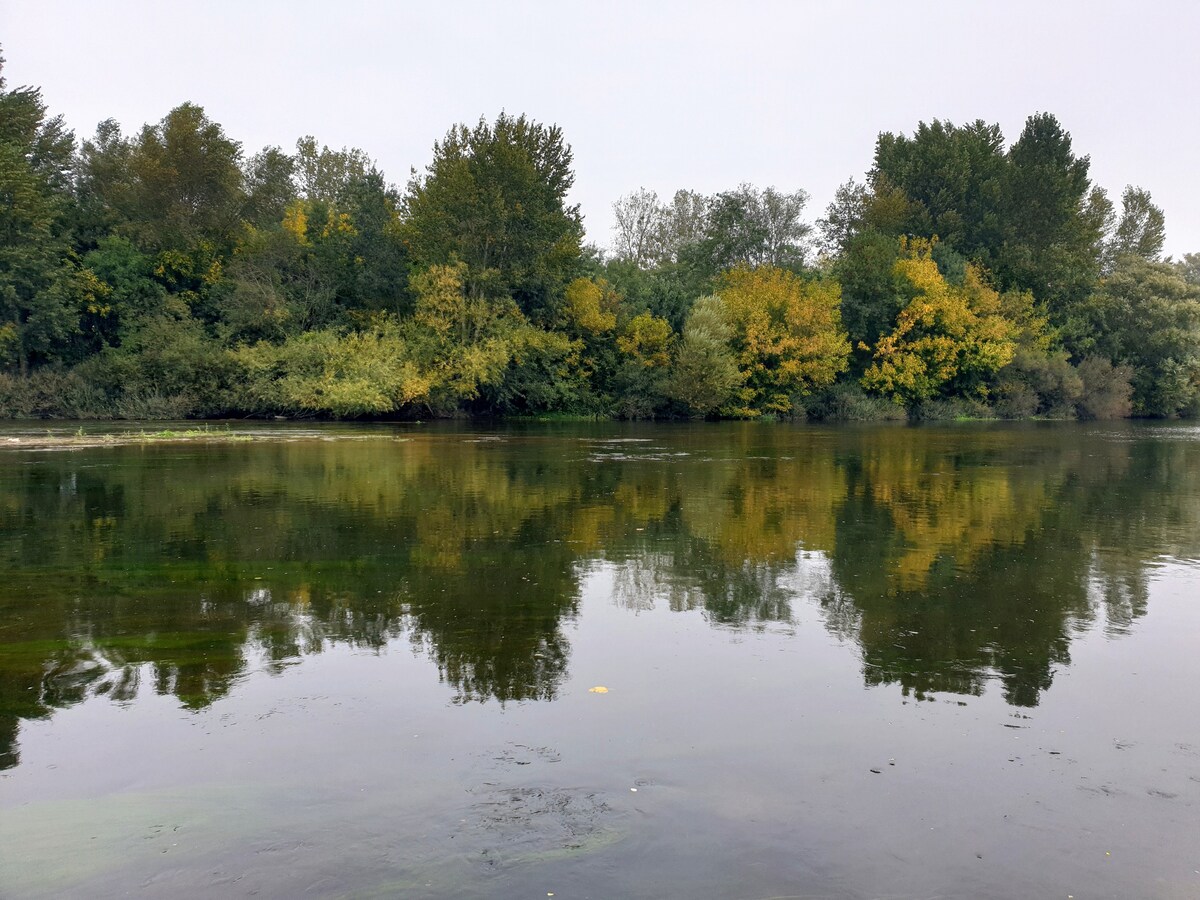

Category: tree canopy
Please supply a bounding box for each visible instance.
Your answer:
[401,113,583,322]
[0,43,1193,422]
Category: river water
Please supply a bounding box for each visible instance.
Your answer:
[0,421,1198,898]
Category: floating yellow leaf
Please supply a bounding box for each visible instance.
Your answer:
[588,686,609,694]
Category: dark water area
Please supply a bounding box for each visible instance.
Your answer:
[1,421,1198,898]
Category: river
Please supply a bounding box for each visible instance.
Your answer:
[1,421,1198,898]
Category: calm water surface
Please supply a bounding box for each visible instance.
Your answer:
[1,422,1198,899]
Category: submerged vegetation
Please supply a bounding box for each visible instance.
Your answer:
[1,47,1198,421]
[1,424,254,450]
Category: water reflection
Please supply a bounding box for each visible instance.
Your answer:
[2,424,1198,769]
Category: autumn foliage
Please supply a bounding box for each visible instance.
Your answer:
[716,266,850,414]
[862,239,1016,404]
[1,44,1197,421]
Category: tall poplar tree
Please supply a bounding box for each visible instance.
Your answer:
[401,113,583,322]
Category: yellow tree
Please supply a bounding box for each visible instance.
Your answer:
[558,276,617,401]
[617,312,673,368]
[716,265,850,414]
[862,239,1016,404]
[410,262,522,407]
[611,310,674,418]
[561,277,617,336]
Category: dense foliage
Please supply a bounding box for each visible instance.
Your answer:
[1,47,1197,420]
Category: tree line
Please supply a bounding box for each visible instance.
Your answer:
[2,49,1198,420]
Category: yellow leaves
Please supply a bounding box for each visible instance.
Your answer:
[999,288,1054,353]
[321,209,357,239]
[203,258,223,286]
[588,686,609,693]
[0,322,16,357]
[282,199,358,246]
[282,200,310,245]
[234,322,433,417]
[562,278,617,335]
[153,248,194,282]
[716,265,850,413]
[617,312,672,368]
[863,239,1017,404]
[79,267,113,317]
[383,204,405,237]
[856,435,1056,590]
[681,451,847,564]
[413,262,471,339]
[410,263,539,405]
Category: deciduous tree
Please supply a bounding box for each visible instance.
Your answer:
[717,265,849,414]
[402,114,583,322]
[0,51,84,373]
[862,240,1017,405]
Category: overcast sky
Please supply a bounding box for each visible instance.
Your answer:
[4,0,1198,256]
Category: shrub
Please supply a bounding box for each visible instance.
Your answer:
[1076,356,1133,420]
[804,383,906,422]
[910,396,996,421]
[0,369,114,419]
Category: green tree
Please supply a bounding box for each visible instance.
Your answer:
[819,176,931,369]
[409,262,526,411]
[73,118,135,249]
[219,221,316,342]
[1068,257,1200,417]
[657,189,709,264]
[611,187,664,267]
[611,310,674,418]
[1175,253,1200,287]
[225,163,407,342]
[556,275,618,407]
[686,184,811,277]
[79,236,169,349]
[816,179,870,258]
[996,113,1102,314]
[1109,186,1165,263]
[992,290,1082,418]
[401,113,583,321]
[871,118,1008,263]
[593,256,695,332]
[338,169,409,317]
[832,228,905,361]
[73,105,247,335]
[0,51,84,373]
[242,146,297,227]
[665,294,742,416]
[121,103,246,254]
[294,136,371,204]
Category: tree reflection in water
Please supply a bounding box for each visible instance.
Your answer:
[2,424,1197,768]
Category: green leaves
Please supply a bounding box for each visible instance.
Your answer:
[401,114,583,322]
[0,37,1195,423]
[1070,257,1200,417]
[0,57,83,373]
[665,295,742,417]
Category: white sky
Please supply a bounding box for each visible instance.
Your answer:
[4,0,1198,257]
